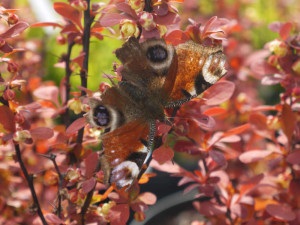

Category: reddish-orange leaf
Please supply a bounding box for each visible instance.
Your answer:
[0,105,15,133]
[31,22,63,29]
[152,146,174,164]
[221,123,250,138]
[30,127,54,140]
[203,107,226,116]
[53,2,83,30]
[203,81,235,105]
[266,204,296,221]
[281,104,297,144]
[0,22,29,39]
[66,117,86,136]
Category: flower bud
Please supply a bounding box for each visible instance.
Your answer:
[7,13,19,25]
[13,130,32,143]
[127,0,145,13]
[268,39,288,57]
[68,98,82,114]
[157,25,167,37]
[3,89,15,101]
[120,19,140,38]
[292,59,300,75]
[0,38,6,48]
[139,12,156,31]
[7,61,19,73]
[56,35,66,45]
[71,0,88,11]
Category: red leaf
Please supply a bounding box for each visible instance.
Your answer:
[239,174,264,195]
[249,113,272,138]
[150,160,182,174]
[286,150,300,165]
[45,213,65,224]
[66,117,86,136]
[279,22,293,40]
[138,192,157,205]
[30,127,54,140]
[221,123,250,138]
[152,146,174,164]
[72,52,85,68]
[209,150,226,167]
[0,22,29,39]
[203,81,235,105]
[266,204,296,221]
[84,152,99,178]
[109,204,130,225]
[33,86,59,105]
[82,177,96,194]
[31,22,63,29]
[281,104,297,144]
[99,13,128,27]
[0,105,15,133]
[239,150,273,164]
[165,29,189,45]
[203,107,226,116]
[53,2,82,30]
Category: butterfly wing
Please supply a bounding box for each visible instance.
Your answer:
[163,41,227,107]
[101,120,155,188]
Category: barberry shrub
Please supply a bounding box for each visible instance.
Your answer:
[0,0,299,225]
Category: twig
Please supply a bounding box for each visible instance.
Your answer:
[14,144,48,225]
[41,153,64,218]
[62,41,75,127]
[77,0,94,144]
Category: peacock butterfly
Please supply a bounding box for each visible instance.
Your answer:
[86,37,227,189]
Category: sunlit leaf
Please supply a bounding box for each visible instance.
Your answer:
[66,117,86,136]
[152,146,174,164]
[266,204,296,221]
[239,150,273,164]
[203,81,235,105]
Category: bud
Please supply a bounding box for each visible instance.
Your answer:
[71,0,88,11]
[268,39,288,57]
[13,130,32,143]
[0,38,6,48]
[74,35,82,44]
[3,89,15,101]
[68,98,82,114]
[56,35,66,45]
[120,19,140,38]
[7,61,19,73]
[127,0,145,13]
[139,12,156,31]
[157,25,167,37]
[14,113,26,124]
[65,168,81,183]
[7,13,19,25]
[292,59,300,75]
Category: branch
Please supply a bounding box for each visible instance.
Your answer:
[14,144,48,225]
[77,0,94,144]
[62,41,75,127]
[41,153,64,218]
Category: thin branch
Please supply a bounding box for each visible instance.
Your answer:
[15,144,48,225]
[41,153,64,218]
[62,41,75,127]
[77,0,94,144]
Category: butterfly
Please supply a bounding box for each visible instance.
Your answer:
[86,37,227,189]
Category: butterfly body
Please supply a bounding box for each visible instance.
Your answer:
[86,37,227,189]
